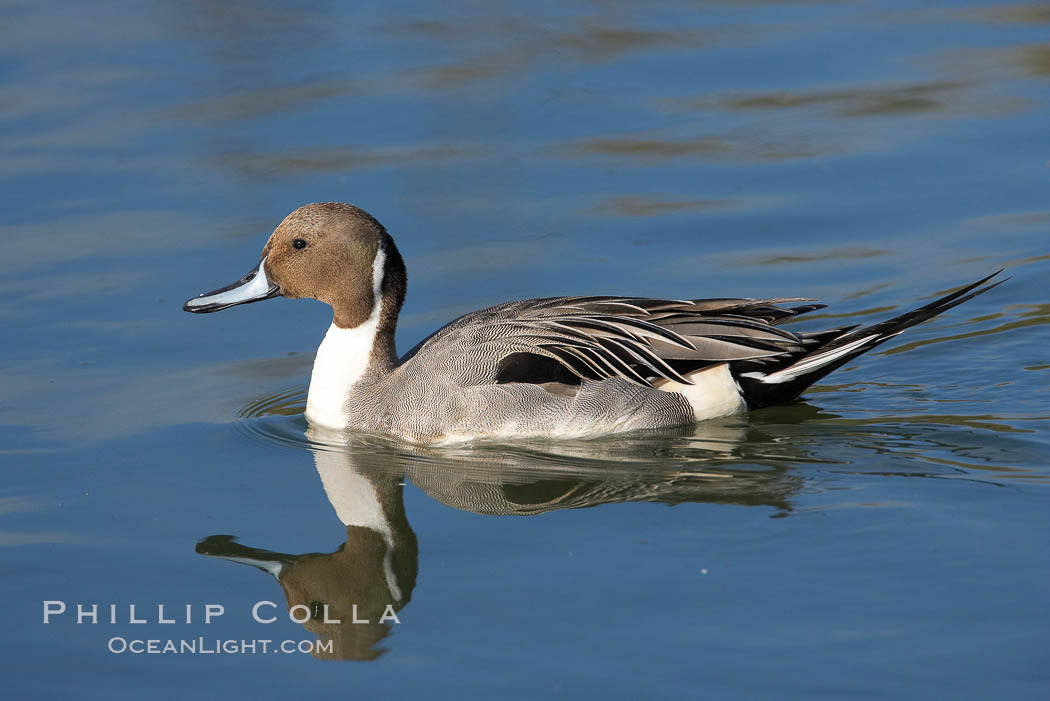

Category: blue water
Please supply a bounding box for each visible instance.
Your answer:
[2,1,1049,698]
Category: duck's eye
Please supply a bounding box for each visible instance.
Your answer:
[292,238,308,250]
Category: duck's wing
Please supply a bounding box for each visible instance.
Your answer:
[400,295,828,387]
[400,271,1005,399]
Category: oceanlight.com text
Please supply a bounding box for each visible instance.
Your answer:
[107,637,332,655]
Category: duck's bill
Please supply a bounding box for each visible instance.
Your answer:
[183,257,281,313]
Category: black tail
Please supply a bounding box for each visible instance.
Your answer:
[737,270,1006,409]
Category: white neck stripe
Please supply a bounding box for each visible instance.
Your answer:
[368,242,386,317]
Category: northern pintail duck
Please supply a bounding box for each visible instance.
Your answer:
[184,203,1003,443]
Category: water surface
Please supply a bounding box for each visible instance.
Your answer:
[2,1,1049,698]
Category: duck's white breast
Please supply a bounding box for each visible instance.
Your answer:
[305,320,380,430]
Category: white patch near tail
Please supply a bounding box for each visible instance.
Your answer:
[655,363,746,420]
[742,334,879,384]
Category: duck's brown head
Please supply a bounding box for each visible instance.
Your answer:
[183,203,407,330]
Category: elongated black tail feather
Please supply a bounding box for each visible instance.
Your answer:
[737,270,1006,409]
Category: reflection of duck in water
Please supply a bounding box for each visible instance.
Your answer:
[402,419,802,516]
[197,436,418,661]
[199,420,806,660]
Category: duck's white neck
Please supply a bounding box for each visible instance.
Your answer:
[304,246,387,430]
[304,319,380,429]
